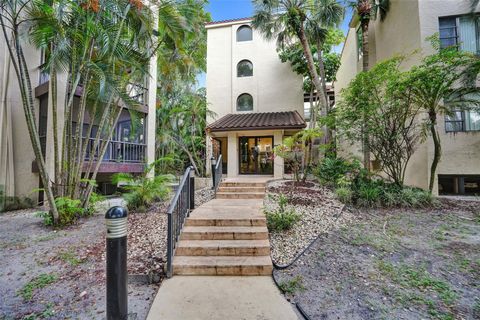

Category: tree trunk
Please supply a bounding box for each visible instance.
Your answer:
[428,111,441,192]
[361,20,371,172]
[297,26,327,129]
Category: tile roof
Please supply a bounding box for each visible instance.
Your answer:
[205,17,252,26]
[206,111,306,132]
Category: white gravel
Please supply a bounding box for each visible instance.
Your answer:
[195,187,215,207]
[265,180,355,265]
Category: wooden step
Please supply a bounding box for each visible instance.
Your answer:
[220,182,266,188]
[181,226,268,240]
[172,256,273,276]
[217,186,266,193]
[216,192,265,200]
[185,215,266,227]
[176,240,270,256]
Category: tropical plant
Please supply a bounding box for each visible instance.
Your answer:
[335,57,422,185]
[405,47,480,191]
[0,0,158,224]
[252,0,344,128]
[112,163,173,212]
[346,0,391,170]
[274,128,323,182]
[264,194,300,231]
[155,0,211,176]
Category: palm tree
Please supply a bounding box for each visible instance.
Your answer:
[346,0,390,171]
[252,0,344,128]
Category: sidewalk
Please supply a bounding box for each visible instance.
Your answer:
[146,276,298,320]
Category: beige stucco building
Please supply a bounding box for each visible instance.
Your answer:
[205,18,305,178]
[335,0,480,196]
[0,10,158,207]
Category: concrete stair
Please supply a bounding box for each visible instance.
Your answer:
[172,181,272,276]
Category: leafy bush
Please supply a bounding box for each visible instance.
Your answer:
[317,157,435,208]
[113,173,172,211]
[86,192,106,215]
[265,194,300,232]
[335,187,353,204]
[36,196,95,226]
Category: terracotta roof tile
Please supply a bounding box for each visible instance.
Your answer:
[206,111,306,132]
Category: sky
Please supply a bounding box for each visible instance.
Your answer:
[197,0,353,87]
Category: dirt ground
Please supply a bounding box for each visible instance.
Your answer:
[274,199,480,320]
[0,206,167,320]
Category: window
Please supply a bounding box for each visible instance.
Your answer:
[439,175,480,196]
[445,94,480,132]
[356,27,363,60]
[439,15,480,53]
[237,60,253,77]
[237,93,253,111]
[237,25,252,42]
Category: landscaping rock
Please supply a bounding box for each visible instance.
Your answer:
[265,180,354,265]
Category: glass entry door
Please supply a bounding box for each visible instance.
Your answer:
[239,136,274,175]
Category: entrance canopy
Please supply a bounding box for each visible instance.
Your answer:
[206,111,306,133]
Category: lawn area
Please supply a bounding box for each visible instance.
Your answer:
[274,198,480,319]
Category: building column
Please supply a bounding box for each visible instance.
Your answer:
[273,130,284,179]
[227,132,238,177]
[145,6,158,179]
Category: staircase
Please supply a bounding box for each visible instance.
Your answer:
[172,181,272,276]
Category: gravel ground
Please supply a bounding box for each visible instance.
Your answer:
[0,187,216,320]
[195,187,215,207]
[265,180,354,265]
[274,200,480,320]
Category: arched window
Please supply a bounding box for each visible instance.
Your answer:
[236,25,252,42]
[237,93,253,112]
[237,60,253,77]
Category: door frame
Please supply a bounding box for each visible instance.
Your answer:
[238,135,274,175]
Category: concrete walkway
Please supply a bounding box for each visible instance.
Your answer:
[146,276,298,320]
[146,180,298,319]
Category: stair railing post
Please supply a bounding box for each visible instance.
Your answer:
[211,157,216,190]
[189,166,195,212]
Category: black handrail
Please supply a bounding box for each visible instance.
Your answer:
[166,166,194,278]
[211,154,223,194]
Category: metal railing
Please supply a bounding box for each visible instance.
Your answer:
[211,154,223,194]
[83,137,146,163]
[166,166,195,278]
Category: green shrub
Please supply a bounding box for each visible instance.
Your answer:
[36,196,87,226]
[315,157,361,186]
[265,194,300,232]
[357,183,382,207]
[335,187,353,203]
[113,173,173,211]
[86,192,106,215]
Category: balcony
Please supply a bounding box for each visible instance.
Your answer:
[34,137,146,174]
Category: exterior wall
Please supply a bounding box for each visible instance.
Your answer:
[334,0,480,194]
[0,43,41,202]
[206,20,304,123]
[418,0,480,194]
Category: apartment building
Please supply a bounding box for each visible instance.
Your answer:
[335,0,480,196]
[0,19,157,205]
[205,18,305,178]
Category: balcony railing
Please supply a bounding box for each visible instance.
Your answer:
[84,137,146,163]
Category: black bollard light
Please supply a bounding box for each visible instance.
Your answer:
[105,206,128,320]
